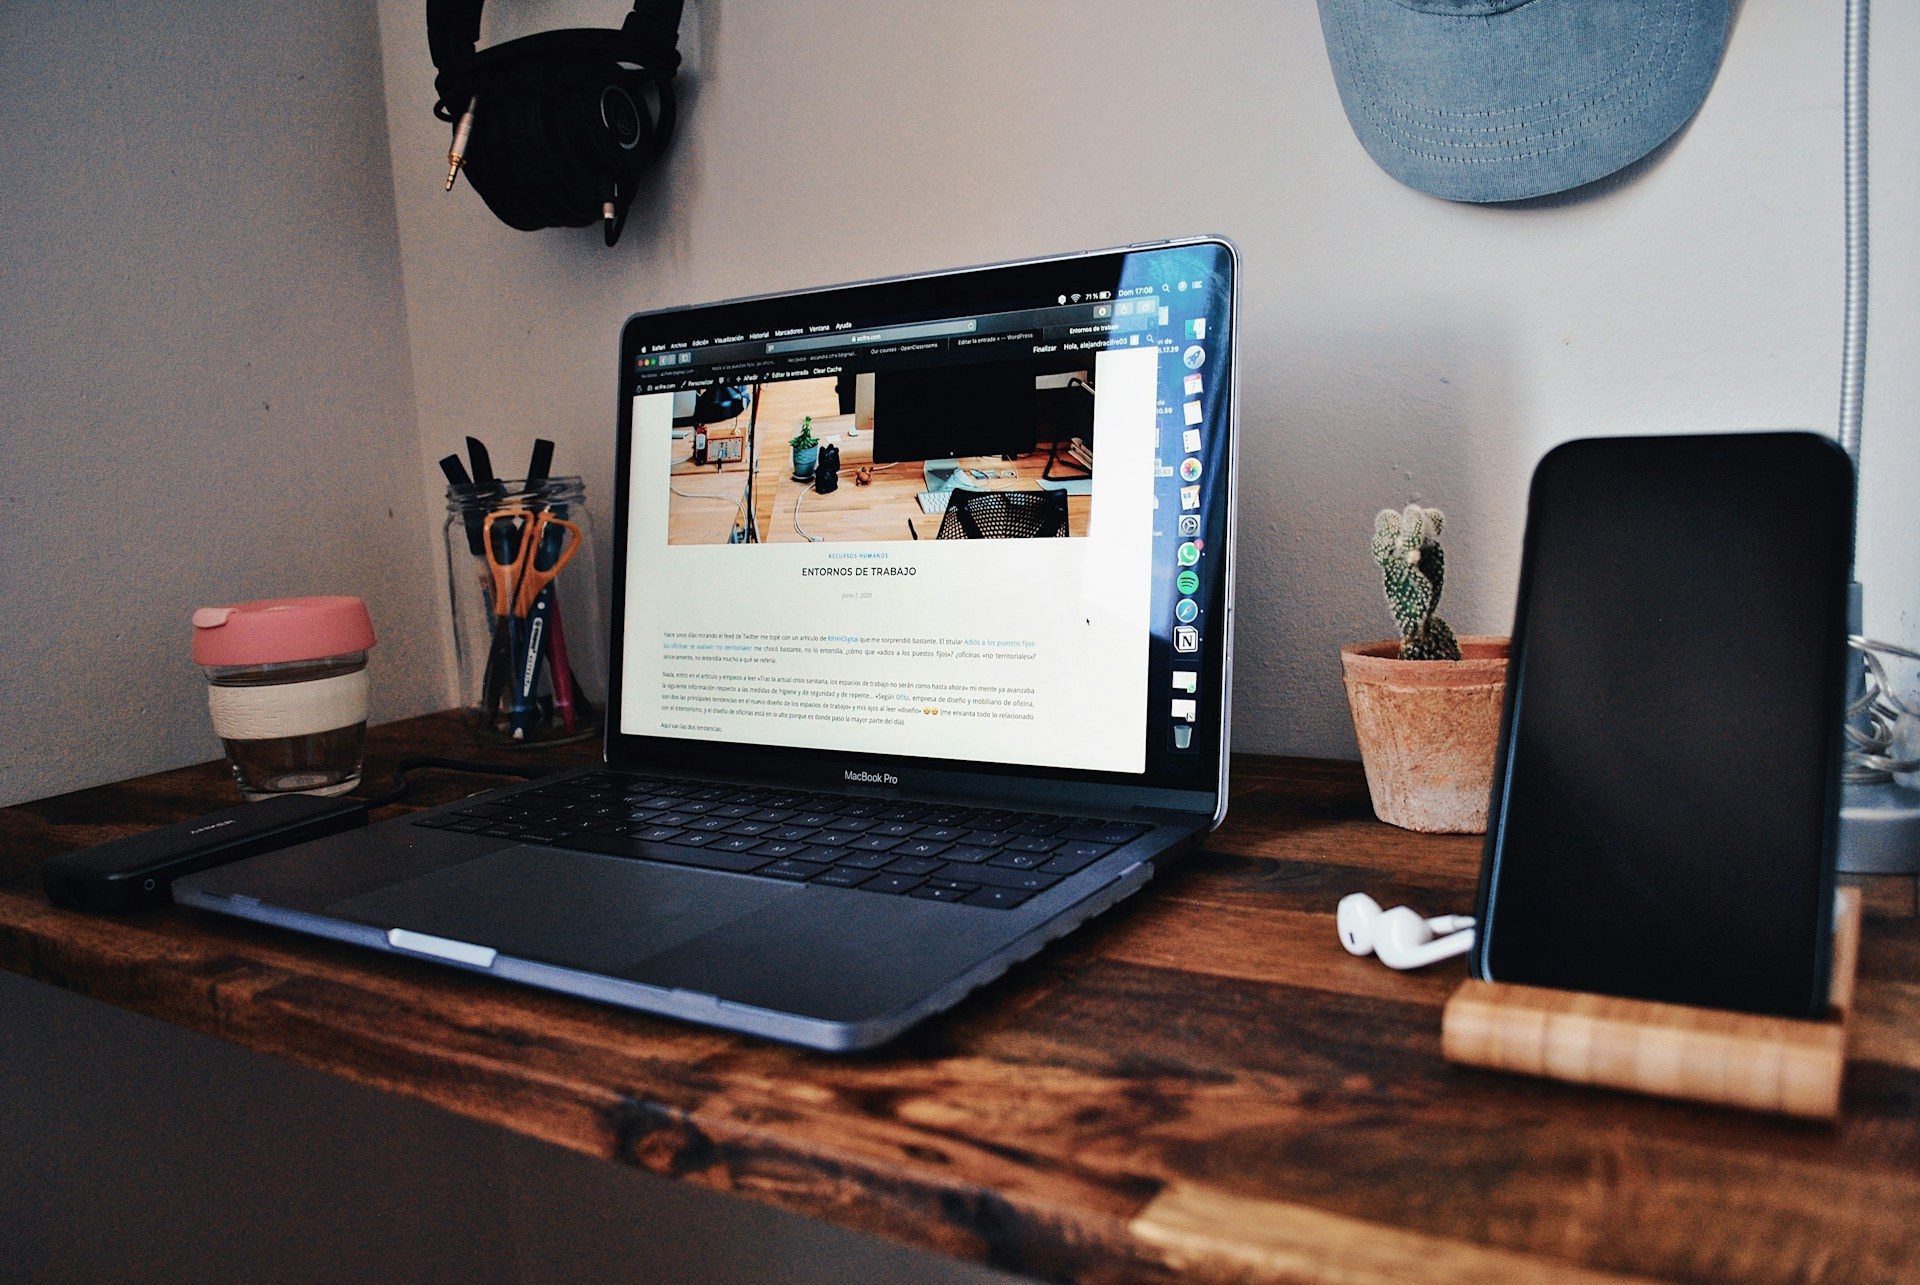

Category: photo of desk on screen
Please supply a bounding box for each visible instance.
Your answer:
[663,359,1097,546]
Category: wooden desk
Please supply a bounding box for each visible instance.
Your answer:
[3,712,1917,1282]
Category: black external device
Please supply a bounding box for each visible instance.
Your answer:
[870,362,1038,463]
[1472,432,1854,1019]
[43,794,370,914]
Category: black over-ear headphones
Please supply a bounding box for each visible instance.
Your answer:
[428,0,684,246]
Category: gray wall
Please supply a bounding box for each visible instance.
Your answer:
[374,0,1920,759]
[0,0,446,807]
[7,1,1917,799]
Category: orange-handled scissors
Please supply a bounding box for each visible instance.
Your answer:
[479,508,582,733]
[483,507,582,617]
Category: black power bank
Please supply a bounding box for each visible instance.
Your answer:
[43,793,369,914]
[1472,433,1853,1019]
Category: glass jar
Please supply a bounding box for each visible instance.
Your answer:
[444,476,604,746]
[191,597,376,800]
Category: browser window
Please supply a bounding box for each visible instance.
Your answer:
[614,241,1233,784]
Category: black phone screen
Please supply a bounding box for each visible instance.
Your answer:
[1472,433,1853,1018]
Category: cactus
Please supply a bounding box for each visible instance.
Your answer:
[1373,504,1461,661]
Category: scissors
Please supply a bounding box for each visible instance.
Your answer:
[480,507,582,738]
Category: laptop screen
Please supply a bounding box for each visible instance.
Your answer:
[611,240,1235,794]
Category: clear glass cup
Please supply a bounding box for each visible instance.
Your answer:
[203,651,369,799]
[444,476,604,746]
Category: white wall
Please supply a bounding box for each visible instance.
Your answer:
[373,0,1920,763]
[0,0,446,805]
[9,1,1912,803]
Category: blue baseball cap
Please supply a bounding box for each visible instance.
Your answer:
[1316,0,1731,203]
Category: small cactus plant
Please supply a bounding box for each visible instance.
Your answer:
[1373,504,1461,661]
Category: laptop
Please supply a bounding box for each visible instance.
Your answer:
[176,237,1239,1051]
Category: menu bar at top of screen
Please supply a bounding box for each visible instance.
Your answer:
[631,286,1208,394]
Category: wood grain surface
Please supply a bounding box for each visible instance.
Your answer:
[2,712,1917,1283]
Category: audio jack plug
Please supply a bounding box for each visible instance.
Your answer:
[444,96,478,191]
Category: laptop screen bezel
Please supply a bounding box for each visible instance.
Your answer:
[603,238,1238,820]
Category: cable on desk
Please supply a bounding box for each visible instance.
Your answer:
[1846,636,1920,783]
[793,484,823,542]
[357,756,553,810]
[670,441,753,502]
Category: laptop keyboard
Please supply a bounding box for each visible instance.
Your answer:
[410,772,1152,910]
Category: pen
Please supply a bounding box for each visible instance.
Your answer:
[526,438,554,488]
[500,511,580,740]
[439,454,485,557]
[441,451,501,624]
[481,513,525,727]
[467,436,498,500]
[512,566,554,740]
[522,438,561,731]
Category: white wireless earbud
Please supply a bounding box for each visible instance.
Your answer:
[1336,893,1475,970]
[1373,906,1474,970]
[1337,893,1388,955]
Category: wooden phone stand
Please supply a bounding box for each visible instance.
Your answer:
[1442,889,1861,1121]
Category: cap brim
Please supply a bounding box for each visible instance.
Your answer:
[1317,0,1729,203]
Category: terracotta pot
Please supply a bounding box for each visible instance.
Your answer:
[1340,636,1510,834]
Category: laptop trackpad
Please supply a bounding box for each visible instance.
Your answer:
[325,845,793,975]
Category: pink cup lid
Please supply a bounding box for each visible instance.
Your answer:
[192,596,377,667]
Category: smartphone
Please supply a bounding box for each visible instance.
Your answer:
[1471,433,1853,1018]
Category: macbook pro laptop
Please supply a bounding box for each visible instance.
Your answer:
[177,237,1239,1050]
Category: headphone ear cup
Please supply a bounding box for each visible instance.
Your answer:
[601,69,657,238]
[434,25,678,240]
[495,58,636,228]
[464,91,544,229]
[550,60,620,212]
[512,72,584,226]
[599,67,658,173]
